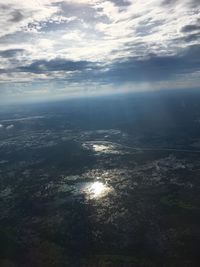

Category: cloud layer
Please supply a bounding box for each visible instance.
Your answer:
[0,0,200,101]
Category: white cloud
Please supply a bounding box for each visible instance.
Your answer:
[0,0,199,100]
[0,0,199,61]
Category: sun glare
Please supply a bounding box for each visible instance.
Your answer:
[84,181,111,199]
[89,182,105,196]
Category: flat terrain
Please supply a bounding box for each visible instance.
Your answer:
[0,91,200,266]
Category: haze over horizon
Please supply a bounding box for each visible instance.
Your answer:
[0,0,200,102]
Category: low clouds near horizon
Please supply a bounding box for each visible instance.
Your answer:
[0,0,200,101]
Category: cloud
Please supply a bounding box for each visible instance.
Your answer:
[182,24,200,32]
[0,0,199,101]
[1,44,197,86]
[103,44,200,83]
[188,0,200,8]
[17,58,94,73]
[0,48,25,58]
[9,10,24,22]
[161,0,178,6]
[108,0,131,7]
[183,32,200,42]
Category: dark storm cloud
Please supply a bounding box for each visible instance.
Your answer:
[18,58,94,73]
[0,49,25,58]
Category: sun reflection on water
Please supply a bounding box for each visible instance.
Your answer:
[84,181,111,199]
[89,182,105,196]
[92,144,109,152]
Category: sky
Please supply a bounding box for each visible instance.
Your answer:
[0,0,200,102]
